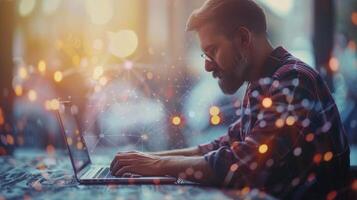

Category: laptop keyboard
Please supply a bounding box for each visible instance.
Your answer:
[88,167,143,179]
[90,167,114,179]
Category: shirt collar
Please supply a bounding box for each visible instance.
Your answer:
[249,46,290,82]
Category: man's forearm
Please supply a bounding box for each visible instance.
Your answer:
[149,147,203,157]
[161,156,220,185]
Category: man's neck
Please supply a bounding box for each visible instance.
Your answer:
[249,38,274,81]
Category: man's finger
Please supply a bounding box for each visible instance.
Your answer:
[115,166,134,176]
[111,159,136,175]
[110,159,118,171]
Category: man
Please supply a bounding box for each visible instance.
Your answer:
[110,0,350,198]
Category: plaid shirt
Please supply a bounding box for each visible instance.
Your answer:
[199,47,350,198]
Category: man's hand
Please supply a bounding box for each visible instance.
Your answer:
[110,151,168,176]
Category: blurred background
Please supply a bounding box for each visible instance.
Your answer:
[0,0,356,164]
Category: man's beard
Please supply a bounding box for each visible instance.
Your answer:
[218,51,249,94]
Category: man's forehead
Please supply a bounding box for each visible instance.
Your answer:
[197,23,223,50]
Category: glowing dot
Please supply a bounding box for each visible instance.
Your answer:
[38,60,46,74]
[262,97,273,108]
[93,66,104,80]
[185,167,194,175]
[18,67,28,79]
[313,153,322,164]
[108,30,139,58]
[14,85,23,96]
[210,115,221,125]
[54,71,63,82]
[329,57,339,72]
[326,190,337,200]
[286,116,296,126]
[172,116,181,126]
[323,151,333,162]
[6,134,14,145]
[293,147,302,156]
[305,133,314,142]
[77,142,83,150]
[28,90,37,102]
[209,106,220,116]
[230,163,239,172]
[275,118,285,128]
[241,187,250,195]
[50,99,60,110]
[352,179,357,191]
[258,144,268,154]
[19,0,36,17]
[352,12,357,26]
[67,137,73,145]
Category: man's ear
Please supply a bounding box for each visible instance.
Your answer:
[234,27,252,48]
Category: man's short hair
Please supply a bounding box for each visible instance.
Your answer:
[186,0,267,37]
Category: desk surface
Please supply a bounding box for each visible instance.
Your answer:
[0,150,275,200]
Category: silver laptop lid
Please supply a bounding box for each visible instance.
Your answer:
[57,101,91,175]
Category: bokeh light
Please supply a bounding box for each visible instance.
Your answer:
[85,0,113,25]
[38,60,46,74]
[329,57,339,72]
[54,71,63,82]
[209,106,220,116]
[172,116,181,126]
[230,163,239,172]
[14,85,23,96]
[210,115,221,125]
[258,144,268,154]
[352,12,357,26]
[275,118,285,128]
[323,151,333,162]
[18,67,28,79]
[305,133,314,142]
[286,116,296,126]
[18,0,36,17]
[262,97,273,108]
[108,30,139,58]
[28,90,37,102]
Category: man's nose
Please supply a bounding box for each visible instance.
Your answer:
[205,60,216,72]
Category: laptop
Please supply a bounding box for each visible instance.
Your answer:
[56,101,177,184]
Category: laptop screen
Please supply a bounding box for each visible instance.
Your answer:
[58,102,90,173]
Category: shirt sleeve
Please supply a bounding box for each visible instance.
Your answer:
[198,134,230,155]
[204,70,317,186]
